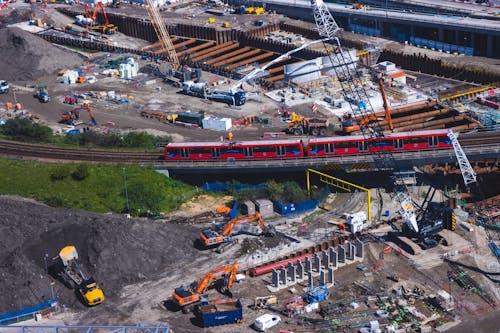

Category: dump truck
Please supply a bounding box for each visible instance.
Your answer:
[285,112,328,136]
[51,246,105,306]
[195,299,243,327]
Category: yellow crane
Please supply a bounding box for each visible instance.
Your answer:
[144,0,179,68]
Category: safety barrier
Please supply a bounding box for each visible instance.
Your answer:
[0,298,59,325]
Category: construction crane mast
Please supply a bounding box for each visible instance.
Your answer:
[310,0,418,232]
[144,0,179,68]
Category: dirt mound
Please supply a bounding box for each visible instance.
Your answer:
[0,27,84,82]
[0,195,201,313]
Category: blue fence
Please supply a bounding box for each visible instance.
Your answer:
[274,199,318,216]
[349,24,381,37]
[0,298,59,325]
[410,37,474,56]
[203,182,265,192]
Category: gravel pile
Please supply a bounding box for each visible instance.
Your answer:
[0,27,84,82]
[0,195,201,313]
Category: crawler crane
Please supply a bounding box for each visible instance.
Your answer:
[310,0,418,232]
[172,261,239,313]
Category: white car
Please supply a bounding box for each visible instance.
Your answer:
[254,313,281,331]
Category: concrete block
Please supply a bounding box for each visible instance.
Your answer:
[314,253,321,272]
[322,250,330,268]
[297,261,304,280]
[305,256,312,272]
[328,267,334,285]
[307,270,313,287]
[320,270,326,286]
[280,266,287,285]
[356,239,364,258]
[338,244,346,263]
[329,247,337,267]
[272,268,279,288]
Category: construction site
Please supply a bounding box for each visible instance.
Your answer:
[0,0,499,332]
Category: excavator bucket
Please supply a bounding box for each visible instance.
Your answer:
[59,245,78,266]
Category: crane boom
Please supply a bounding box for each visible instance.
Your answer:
[447,130,477,187]
[144,0,179,68]
[310,0,418,232]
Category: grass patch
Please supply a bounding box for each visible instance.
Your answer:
[0,159,196,216]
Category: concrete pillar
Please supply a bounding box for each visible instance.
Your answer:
[328,267,334,285]
[320,270,326,286]
[322,250,330,268]
[280,266,287,285]
[329,247,337,267]
[487,34,494,58]
[297,261,304,280]
[272,268,279,288]
[348,243,355,261]
[356,240,364,258]
[314,253,321,272]
[338,244,346,263]
[305,256,312,272]
[289,263,296,283]
[307,270,313,287]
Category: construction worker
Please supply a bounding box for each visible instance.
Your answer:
[228,132,233,141]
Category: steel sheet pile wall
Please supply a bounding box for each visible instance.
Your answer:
[380,50,500,84]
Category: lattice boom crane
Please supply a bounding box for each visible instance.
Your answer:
[310,0,418,232]
[144,0,179,68]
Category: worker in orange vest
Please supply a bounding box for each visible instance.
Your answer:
[228,132,233,141]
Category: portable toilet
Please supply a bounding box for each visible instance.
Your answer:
[254,199,274,218]
[240,200,255,215]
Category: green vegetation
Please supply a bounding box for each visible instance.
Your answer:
[0,118,170,150]
[227,180,309,203]
[0,159,196,216]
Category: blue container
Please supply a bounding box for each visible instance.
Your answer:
[197,299,243,327]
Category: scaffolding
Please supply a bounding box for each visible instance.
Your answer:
[2,323,173,333]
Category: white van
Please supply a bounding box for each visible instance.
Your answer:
[253,313,281,331]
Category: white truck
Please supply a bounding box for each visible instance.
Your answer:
[0,80,9,94]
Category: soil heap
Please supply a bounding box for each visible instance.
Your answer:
[0,27,84,82]
[0,195,201,313]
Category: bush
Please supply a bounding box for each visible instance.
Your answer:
[1,118,52,142]
[127,182,164,215]
[72,164,90,181]
[50,166,72,181]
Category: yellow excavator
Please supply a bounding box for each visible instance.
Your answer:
[51,246,105,306]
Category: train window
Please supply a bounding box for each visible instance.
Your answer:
[191,147,213,155]
[221,147,243,155]
[439,136,451,144]
[309,144,322,154]
[428,136,438,146]
[166,148,180,158]
[325,144,334,153]
[181,148,189,158]
[403,137,426,145]
[393,139,403,149]
[335,141,357,149]
[212,148,221,158]
[285,145,301,155]
[254,145,277,154]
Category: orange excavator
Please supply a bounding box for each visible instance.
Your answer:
[172,261,239,312]
[342,78,393,133]
[199,213,264,247]
[84,1,117,34]
[60,101,97,126]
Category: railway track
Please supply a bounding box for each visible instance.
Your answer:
[0,133,498,164]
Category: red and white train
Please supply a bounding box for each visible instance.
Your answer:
[164,129,452,161]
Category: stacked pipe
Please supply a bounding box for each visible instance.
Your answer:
[380,50,500,84]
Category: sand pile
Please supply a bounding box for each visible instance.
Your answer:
[0,195,202,313]
[0,27,84,82]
